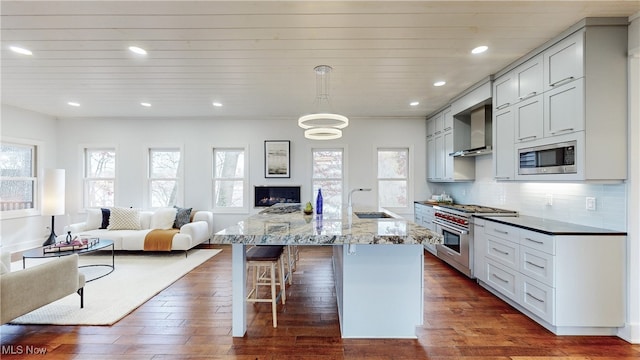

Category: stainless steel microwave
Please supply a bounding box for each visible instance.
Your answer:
[518,141,577,175]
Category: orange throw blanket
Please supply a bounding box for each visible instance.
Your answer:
[144,229,179,251]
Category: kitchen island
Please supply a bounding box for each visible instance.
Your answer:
[212,203,442,338]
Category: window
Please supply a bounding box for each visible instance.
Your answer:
[0,140,38,217]
[84,148,115,208]
[377,148,409,211]
[312,148,343,214]
[148,148,182,208]
[213,147,247,213]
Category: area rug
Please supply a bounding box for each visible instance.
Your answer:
[9,248,221,326]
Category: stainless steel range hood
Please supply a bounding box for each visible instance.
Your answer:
[450,105,492,157]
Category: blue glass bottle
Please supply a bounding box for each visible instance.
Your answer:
[316,189,323,214]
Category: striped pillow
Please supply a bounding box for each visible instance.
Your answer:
[107,207,141,230]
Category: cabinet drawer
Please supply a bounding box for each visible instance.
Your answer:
[520,247,554,287]
[486,259,518,301]
[486,237,519,270]
[485,222,517,241]
[519,229,554,255]
[521,276,555,324]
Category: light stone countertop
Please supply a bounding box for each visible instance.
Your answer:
[212,203,443,246]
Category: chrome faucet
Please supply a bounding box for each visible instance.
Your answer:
[347,188,372,215]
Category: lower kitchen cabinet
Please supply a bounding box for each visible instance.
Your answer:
[414,202,436,255]
[476,218,625,335]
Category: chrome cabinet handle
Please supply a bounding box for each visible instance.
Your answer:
[518,135,537,141]
[494,176,512,180]
[526,292,545,303]
[496,103,510,110]
[475,224,485,228]
[492,273,509,283]
[526,260,545,269]
[519,92,537,100]
[494,229,509,235]
[492,248,509,256]
[549,76,575,87]
[524,237,544,245]
[551,128,574,135]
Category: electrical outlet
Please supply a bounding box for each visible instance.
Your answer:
[586,197,596,211]
[545,193,553,206]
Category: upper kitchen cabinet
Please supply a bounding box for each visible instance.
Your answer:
[426,106,475,183]
[492,18,628,181]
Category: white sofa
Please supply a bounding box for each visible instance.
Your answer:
[65,207,213,253]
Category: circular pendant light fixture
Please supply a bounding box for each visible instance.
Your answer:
[298,65,349,140]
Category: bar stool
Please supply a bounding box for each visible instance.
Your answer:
[245,245,286,328]
[284,245,299,285]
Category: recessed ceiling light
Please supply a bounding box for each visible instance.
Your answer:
[471,45,488,54]
[140,102,151,107]
[433,81,446,87]
[67,102,80,107]
[128,46,147,55]
[10,46,32,56]
[410,101,420,106]
[212,102,223,107]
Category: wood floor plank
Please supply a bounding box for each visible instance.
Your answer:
[1,244,639,359]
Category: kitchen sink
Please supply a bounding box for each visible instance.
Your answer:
[354,211,393,219]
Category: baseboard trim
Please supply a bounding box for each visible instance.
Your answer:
[618,322,640,344]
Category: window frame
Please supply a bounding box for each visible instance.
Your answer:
[82,146,117,209]
[146,146,184,209]
[212,146,249,214]
[311,147,345,215]
[375,146,413,214]
[0,137,41,219]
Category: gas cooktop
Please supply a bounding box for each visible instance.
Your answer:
[435,204,517,215]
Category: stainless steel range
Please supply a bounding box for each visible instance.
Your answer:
[432,204,517,278]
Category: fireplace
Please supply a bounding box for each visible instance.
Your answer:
[254,186,301,207]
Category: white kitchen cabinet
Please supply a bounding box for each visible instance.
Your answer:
[543,30,584,91]
[477,218,625,335]
[442,106,453,132]
[493,72,517,110]
[414,203,436,255]
[433,110,444,135]
[543,78,584,137]
[472,218,487,281]
[514,94,544,143]
[426,117,435,138]
[426,107,474,182]
[515,54,543,101]
[426,136,436,181]
[493,101,515,180]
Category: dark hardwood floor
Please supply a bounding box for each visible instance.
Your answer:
[1,245,638,359]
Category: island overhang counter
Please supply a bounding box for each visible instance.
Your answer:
[212,204,442,338]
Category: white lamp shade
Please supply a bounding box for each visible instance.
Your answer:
[42,169,65,216]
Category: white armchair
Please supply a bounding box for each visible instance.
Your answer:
[0,253,85,324]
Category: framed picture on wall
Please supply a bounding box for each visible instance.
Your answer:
[264,140,290,178]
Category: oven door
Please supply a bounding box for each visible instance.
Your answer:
[434,220,472,277]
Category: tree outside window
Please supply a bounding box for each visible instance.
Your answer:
[149,148,182,208]
[0,142,37,214]
[312,149,343,215]
[84,148,115,208]
[377,148,409,209]
[213,148,247,212]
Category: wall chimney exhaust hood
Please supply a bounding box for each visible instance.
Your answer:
[450,105,492,157]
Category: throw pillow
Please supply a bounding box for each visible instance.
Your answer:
[107,207,141,230]
[173,206,192,229]
[150,207,178,230]
[100,208,111,229]
[85,208,102,230]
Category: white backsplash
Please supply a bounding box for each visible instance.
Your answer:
[430,156,627,231]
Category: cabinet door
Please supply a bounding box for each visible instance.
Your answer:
[433,111,444,134]
[473,219,487,282]
[427,137,436,180]
[426,118,435,138]
[515,94,543,143]
[493,73,517,110]
[543,30,584,91]
[493,107,515,180]
[434,135,444,180]
[442,107,453,132]
[443,131,454,180]
[544,78,584,137]
[515,55,543,101]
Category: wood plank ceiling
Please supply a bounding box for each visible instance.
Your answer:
[2,1,639,120]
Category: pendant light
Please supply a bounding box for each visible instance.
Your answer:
[298,65,349,140]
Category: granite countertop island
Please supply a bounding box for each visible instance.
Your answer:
[215,203,441,339]
[212,203,442,245]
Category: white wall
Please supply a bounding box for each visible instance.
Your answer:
[0,105,59,252]
[54,116,428,233]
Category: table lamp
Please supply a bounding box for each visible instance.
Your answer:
[42,169,65,246]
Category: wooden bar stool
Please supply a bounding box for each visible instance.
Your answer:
[245,245,286,328]
[284,245,299,285]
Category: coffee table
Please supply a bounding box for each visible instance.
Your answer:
[22,239,115,282]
